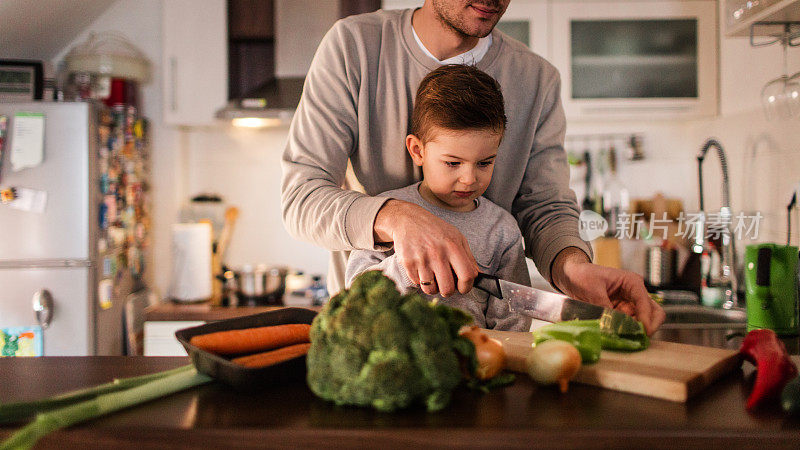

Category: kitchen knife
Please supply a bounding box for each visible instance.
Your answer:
[473,273,642,335]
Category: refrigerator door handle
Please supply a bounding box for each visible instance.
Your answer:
[0,258,92,269]
[33,289,54,329]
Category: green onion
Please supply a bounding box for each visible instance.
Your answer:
[0,364,195,424]
[0,367,211,450]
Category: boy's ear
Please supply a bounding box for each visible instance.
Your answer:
[406,134,425,166]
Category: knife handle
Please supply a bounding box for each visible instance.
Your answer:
[473,272,503,299]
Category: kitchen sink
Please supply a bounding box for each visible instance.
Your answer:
[652,305,747,350]
[662,305,747,326]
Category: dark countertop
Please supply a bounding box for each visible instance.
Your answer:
[143,303,322,322]
[2,357,800,448]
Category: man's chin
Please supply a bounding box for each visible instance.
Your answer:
[459,22,496,38]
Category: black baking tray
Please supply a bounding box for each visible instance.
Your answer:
[175,307,318,390]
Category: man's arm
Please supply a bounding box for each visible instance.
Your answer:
[281,21,480,296]
[511,72,593,283]
[281,21,388,253]
[513,72,664,334]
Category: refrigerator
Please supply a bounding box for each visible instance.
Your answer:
[0,101,150,356]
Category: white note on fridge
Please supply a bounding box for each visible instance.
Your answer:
[8,187,47,213]
[10,112,45,171]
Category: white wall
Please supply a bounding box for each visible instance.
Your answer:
[54,0,184,298]
[57,1,799,296]
[179,3,800,287]
[183,126,330,276]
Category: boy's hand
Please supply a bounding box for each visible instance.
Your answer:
[374,200,479,296]
[551,247,666,336]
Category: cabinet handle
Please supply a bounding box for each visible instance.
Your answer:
[581,105,692,114]
[33,289,54,330]
[170,56,178,112]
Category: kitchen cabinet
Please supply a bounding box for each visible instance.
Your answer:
[161,0,228,126]
[550,0,719,120]
[724,0,800,37]
[495,0,550,59]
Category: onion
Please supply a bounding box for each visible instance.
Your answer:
[525,340,582,393]
[459,326,506,380]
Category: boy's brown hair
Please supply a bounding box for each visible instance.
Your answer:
[411,64,507,143]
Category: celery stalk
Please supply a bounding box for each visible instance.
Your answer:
[0,364,195,424]
[0,367,211,450]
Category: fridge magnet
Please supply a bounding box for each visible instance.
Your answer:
[0,326,44,357]
[98,278,113,310]
[6,187,46,213]
[102,256,116,277]
[0,187,17,204]
[10,112,45,172]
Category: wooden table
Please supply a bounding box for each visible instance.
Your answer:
[2,357,800,448]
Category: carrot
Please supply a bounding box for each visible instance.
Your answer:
[189,323,310,355]
[231,343,312,368]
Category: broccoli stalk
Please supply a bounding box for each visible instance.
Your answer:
[306,271,474,412]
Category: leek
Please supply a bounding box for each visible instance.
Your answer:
[0,367,211,450]
[0,364,195,424]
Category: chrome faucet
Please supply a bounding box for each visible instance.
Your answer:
[696,138,739,309]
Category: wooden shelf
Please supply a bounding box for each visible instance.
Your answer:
[725,0,800,37]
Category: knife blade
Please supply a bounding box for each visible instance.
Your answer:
[473,273,642,335]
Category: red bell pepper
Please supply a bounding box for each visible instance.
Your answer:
[740,329,798,411]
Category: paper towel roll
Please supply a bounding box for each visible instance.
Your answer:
[169,223,212,302]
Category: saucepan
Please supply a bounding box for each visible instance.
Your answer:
[219,264,288,306]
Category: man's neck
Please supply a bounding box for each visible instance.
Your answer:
[412,6,480,61]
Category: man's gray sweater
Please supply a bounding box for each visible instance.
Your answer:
[281,8,591,296]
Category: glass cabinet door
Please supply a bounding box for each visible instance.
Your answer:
[571,19,698,99]
[551,0,718,120]
[497,0,549,59]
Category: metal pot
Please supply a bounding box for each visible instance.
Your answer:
[222,265,287,306]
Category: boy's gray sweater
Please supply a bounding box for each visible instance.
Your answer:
[346,183,531,331]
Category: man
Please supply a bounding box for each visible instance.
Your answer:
[281,0,666,334]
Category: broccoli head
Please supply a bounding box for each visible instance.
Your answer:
[306,271,474,412]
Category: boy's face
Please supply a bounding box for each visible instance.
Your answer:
[406,127,501,212]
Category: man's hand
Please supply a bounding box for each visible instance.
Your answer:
[374,199,479,296]
[551,247,666,336]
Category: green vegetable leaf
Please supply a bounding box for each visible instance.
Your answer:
[532,318,649,363]
[466,372,516,393]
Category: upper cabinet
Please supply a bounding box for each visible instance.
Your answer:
[162,0,228,126]
[724,0,800,37]
[495,0,549,59]
[550,0,718,120]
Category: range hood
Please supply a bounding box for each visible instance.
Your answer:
[215,0,342,127]
[215,77,305,127]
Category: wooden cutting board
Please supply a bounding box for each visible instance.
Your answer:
[484,330,743,402]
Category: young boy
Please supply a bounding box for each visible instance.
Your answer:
[345,64,531,331]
